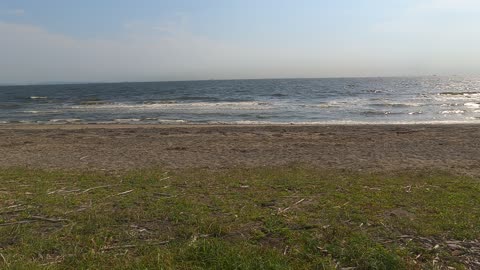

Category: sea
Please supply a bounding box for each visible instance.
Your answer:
[1,76,480,125]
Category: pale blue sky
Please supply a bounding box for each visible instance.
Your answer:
[1,0,480,84]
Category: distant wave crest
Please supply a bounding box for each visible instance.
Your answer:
[70,101,273,111]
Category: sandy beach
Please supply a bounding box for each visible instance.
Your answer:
[1,124,479,174]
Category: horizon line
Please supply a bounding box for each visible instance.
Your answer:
[0,74,467,87]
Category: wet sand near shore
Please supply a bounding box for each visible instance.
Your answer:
[0,124,479,174]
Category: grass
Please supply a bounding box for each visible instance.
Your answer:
[0,166,479,269]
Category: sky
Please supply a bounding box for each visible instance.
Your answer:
[1,0,480,84]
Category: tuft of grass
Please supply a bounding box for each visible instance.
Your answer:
[327,233,404,270]
[0,166,478,269]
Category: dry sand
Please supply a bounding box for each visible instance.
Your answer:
[0,124,479,174]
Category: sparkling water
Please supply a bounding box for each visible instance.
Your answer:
[1,76,480,124]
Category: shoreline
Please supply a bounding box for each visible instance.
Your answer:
[1,122,480,130]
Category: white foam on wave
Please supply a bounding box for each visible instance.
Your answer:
[114,118,142,122]
[441,110,465,114]
[70,101,272,111]
[303,104,336,109]
[85,118,189,124]
[441,103,461,107]
[465,102,480,108]
[303,98,368,109]
[435,92,480,101]
[48,119,83,123]
[370,102,425,108]
[158,119,188,124]
[305,101,346,108]
[22,110,61,114]
[30,96,48,99]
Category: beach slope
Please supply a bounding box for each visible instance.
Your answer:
[0,124,479,174]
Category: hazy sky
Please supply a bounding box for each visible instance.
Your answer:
[1,0,480,84]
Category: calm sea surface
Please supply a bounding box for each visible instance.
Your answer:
[1,77,480,124]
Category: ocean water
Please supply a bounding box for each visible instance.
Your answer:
[1,77,480,124]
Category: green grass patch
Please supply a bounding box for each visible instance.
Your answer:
[0,167,478,269]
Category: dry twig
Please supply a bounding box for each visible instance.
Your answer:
[80,185,116,194]
[0,253,7,266]
[278,198,305,214]
[29,216,69,223]
[0,220,34,226]
[101,241,169,251]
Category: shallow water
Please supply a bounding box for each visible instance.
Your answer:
[1,76,480,124]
